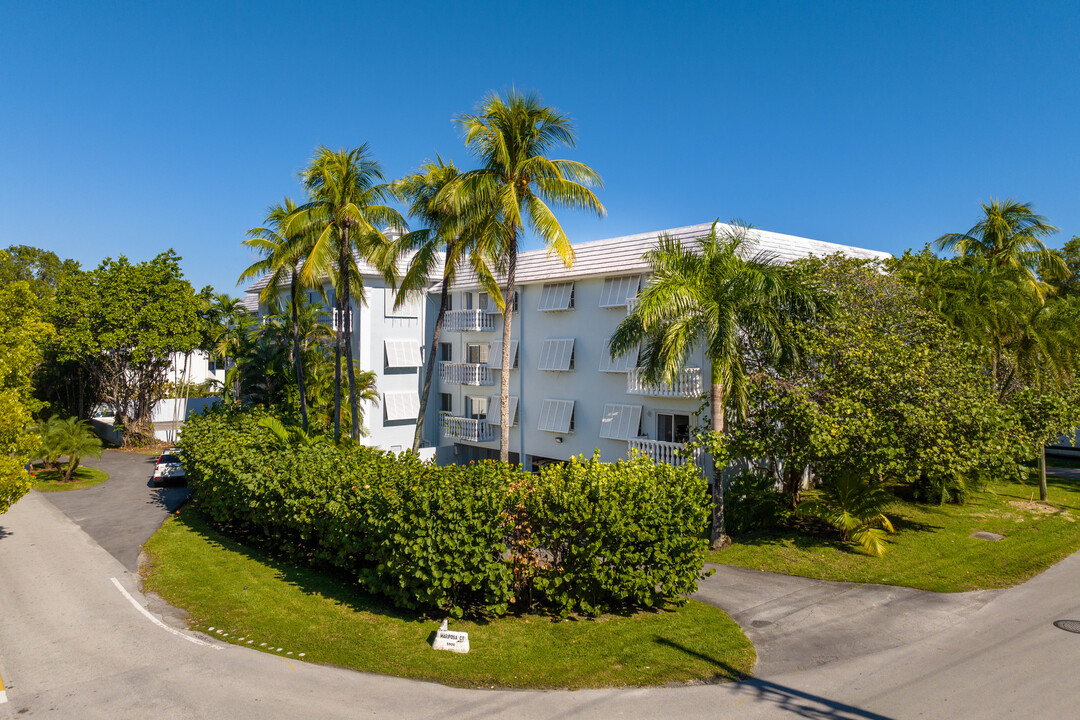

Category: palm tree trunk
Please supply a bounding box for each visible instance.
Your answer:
[709,371,729,550]
[290,270,309,430]
[499,241,517,463]
[412,249,454,453]
[64,458,80,483]
[333,295,342,443]
[340,237,360,441]
[1039,445,1048,502]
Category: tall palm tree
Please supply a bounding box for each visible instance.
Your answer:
[450,91,606,461]
[238,198,315,429]
[289,145,406,441]
[610,221,832,547]
[391,158,502,453]
[935,198,1062,294]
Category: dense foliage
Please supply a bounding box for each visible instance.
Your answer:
[179,408,711,618]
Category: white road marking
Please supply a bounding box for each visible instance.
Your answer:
[110,578,221,650]
[0,689,7,704]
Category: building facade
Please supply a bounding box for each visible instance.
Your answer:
[245,221,889,467]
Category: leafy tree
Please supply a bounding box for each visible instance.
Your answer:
[35,416,104,481]
[451,91,605,461]
[0,245,80,304]
[611,222,831,546]
[47,252,204,445]
[289,145,405,442]
[0,281,54,513]
[391,158,501,452]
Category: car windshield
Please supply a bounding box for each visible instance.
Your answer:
[158,454,181,465]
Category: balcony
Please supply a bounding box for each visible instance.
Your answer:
[626,367,703,398]
[444,309,495,332]
[438,362,494,386]
[441,413,494,442]
[625,297,639,314]
[627,438,702,467]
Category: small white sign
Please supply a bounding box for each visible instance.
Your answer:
[432,620,470,654]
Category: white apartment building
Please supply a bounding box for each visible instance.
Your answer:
[244,222,888,468]
[433,222,890,472]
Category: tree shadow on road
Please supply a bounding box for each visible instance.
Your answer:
[0,525,11,541]
[654,637,896,720]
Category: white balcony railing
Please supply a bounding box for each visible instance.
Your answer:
[441,413,494,442]
[444,309,495,332]
[626,367,703,398]
[438,362,494,386]
[627,438,702,467]
[625,297,639,314]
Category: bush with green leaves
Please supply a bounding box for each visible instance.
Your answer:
[798,471,896,558]
[723,472,792,533]
[179,408,711,618]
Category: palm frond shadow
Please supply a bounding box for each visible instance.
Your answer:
[655,637,896,719]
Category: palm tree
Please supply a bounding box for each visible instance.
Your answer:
[238,198,315,429]
[450,91,606,461]
[289,145,406,441]
[610,221,832,547]
[391,158,502,453]
[935,198,1062,293]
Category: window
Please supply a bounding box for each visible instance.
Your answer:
[466,396,488,420]
[207,360,217,374]
[599,404,643,440]
[537,338,575,371]
[384,340,423,368]
[489,395,519,426]
[445,294,453,311]
[537,399,575,433]
[464,291,488,310]
[384,392,421,421]
[537,282,575,311]
[598,344,640,373]
[466,343,490,365]
[438,343,452,362]
[598,276,641,307]
[478,292,489,311]
[487,340,519,369]
[440,393,453,413]
[657,413,691,444]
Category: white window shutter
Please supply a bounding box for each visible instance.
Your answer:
[599,344,640,373]
[384,287,420,318]
[487,340,519,370]
[538,338,575,371]
[538,399,574,433]
[599,404,643,440]
[383,392,420,421]
[537,282,574,311]
[384,340,423,368]
[599,276,641,307]
[489,395,519,426]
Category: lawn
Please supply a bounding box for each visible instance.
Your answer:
[707,470,1080,592]
[141,506,755,689]
[33,465,109,492]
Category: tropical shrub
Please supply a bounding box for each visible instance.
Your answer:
[723,472,792,534]
[179,408,711,618]
[34,416,103,480]
[798,471,896,558]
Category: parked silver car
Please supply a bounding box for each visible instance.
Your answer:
[153,449,186,486]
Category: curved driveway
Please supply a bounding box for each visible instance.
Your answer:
[1,454,1079,718]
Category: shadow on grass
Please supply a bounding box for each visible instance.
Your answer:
[655,637,895,719]
[173,505,461,627]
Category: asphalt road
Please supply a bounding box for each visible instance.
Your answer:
[41,450,190,571]
[2,454,1080,718]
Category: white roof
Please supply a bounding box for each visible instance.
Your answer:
[453,221,891,289]
[244,247,444,296]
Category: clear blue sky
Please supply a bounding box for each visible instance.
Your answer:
[2,1,1078,294]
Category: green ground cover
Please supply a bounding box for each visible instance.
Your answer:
[142,506,756,689]
[33,465,109,492]
[708,470,1080,592]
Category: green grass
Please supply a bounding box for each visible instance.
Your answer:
[33,465,109,492]
[708,472,1080,592]
[142,506,755,689]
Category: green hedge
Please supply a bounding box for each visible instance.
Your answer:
[179,408,711,618]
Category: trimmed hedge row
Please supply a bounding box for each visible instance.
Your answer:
[179,408,711,618]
